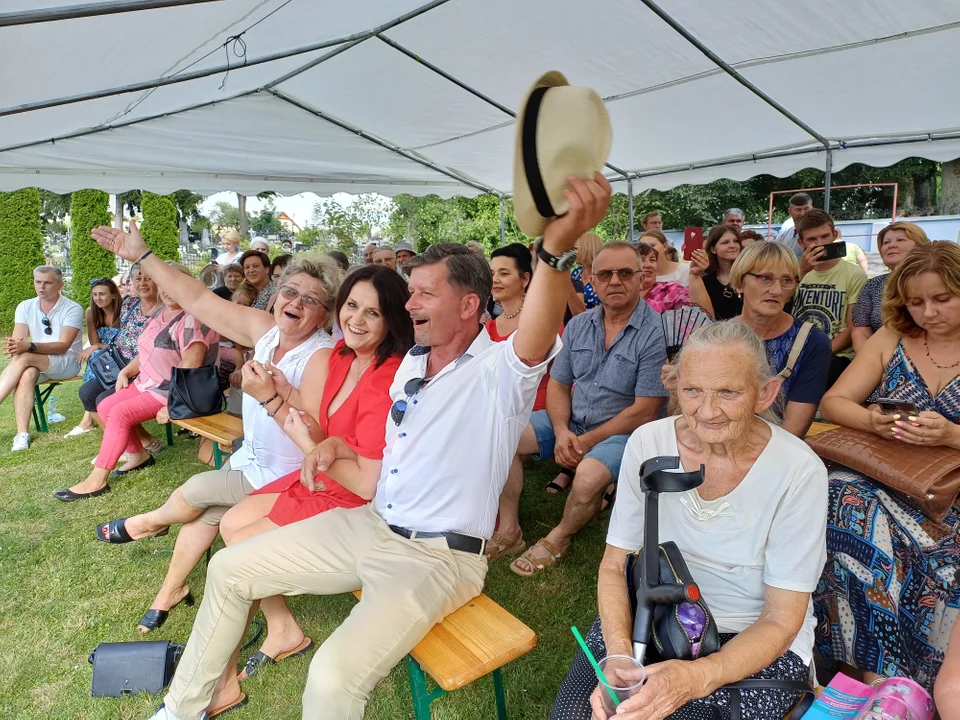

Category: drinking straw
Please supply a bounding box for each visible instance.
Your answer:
[571,625,621,708]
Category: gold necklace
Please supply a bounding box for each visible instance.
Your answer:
[925,335,960,370]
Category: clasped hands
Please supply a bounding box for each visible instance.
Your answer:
[867,406,956,447]
[3,337,27,358]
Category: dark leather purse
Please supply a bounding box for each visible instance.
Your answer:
[167,365,224,420]
[88,345,127,390]
[626,456,815,720]
[89,641,183,697]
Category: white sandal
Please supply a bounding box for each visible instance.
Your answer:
[65,425,92,437]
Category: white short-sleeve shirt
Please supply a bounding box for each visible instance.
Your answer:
[375,329,562,539]
[607,416,828,665]
[14,295,83,358]
[656,262,691,287]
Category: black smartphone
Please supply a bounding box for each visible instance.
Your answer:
[878,399,919,416]
[819,241,847,261]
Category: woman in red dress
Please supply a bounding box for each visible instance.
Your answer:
[203,265,413,711]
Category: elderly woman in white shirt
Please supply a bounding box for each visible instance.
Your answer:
[552,320,827,720]
[91,220,341,632]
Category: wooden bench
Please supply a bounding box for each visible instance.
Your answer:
[806,421,840,437]
[32,375,82,432]
[352,590,536,719]
[168,412,243,469]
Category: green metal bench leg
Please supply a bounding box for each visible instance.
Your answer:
[165,423,174,446]
[213,444,223,470]
[33,386,50,432]
[406,655,446,720]
[493,667,508,720]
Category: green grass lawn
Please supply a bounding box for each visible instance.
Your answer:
[0,379,608,719]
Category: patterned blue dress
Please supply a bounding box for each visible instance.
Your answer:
[571,265,600,309]
[814,341,960,689]
[81,325,121,382]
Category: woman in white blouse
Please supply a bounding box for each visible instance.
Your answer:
[552,320,827,720]
[90,221,342,632]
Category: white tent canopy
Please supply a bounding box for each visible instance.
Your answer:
[2,0,959,199]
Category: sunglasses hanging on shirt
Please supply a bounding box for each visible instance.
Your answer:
[390,377,431,426]
[41,315,52,335]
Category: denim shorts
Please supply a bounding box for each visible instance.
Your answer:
[528,410,629,480]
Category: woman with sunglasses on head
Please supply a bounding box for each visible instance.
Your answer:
[65,278,121,436]
[689,225,744,320]
[90,221,340,636]
[188,266,412,710]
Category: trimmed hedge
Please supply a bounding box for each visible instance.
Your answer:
[0,189,46,326]
[140,192,179,260]
[70,190,114,306]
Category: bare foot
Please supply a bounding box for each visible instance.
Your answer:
[255,627,307,663]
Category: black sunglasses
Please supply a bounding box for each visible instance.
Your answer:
[41,316,52,335]
[89,277,110,287]
[390,377,429,426]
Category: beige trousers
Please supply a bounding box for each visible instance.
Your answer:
[163,504,487,720]
[179,460,253,526]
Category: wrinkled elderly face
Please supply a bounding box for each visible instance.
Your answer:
[677,345,776,445]
[223,267,244,292]
[373,249,397,270]
[363,244,377,264]
[788,202,812,222]
[273,272,330,337]
[724,214,744,230]
[396,249,415,265]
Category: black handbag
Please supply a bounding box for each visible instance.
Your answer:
[89,641,183,697]
[88,345,127,390]
[167,365,224,420]
[625,456,815,720]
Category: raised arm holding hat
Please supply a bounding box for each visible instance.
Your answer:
[104,71,612,720]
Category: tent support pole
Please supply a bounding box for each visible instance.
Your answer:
[499,197,506,246]
[638,0,829,149]
[824,148,833,212]
[0,0,221,27]
[627,178,635,241]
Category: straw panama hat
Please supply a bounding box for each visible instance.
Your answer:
[513,71,612,238]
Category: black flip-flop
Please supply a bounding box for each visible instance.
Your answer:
[95,518,169,544]
[239,637,315,680]
[137,591,195,632]
[110,455,156,477]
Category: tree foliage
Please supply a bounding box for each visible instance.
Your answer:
[251,199,282,236]
[70,190,115,304]
[140,192,180,261]
[39,190,72,235]
[0,189,46,325]
[311,194,392,254]
[210,201,246,232]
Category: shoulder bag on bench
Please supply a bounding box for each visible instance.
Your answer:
[168,365,224,420]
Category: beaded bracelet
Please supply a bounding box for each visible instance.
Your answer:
[258,392,279,407]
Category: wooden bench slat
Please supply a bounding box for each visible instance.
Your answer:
[806,421,839,437]
[171,413,243,447]
[352,590,536,691]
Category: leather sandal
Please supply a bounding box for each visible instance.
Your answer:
[484,530,526,561]
[238,637,315,680]
[510,538,568,578]
[546,467,574,494]
[95,518,169,544]
[207,692,248,718]
[137,591,195,632]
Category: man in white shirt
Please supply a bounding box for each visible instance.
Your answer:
[775,192,813,259]
[1,265,82,451]
[147,174,612,720]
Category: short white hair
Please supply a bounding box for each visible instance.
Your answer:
[34,265,63,281]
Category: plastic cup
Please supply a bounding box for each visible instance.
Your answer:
[597,654,646,716]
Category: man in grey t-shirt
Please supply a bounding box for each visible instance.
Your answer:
[1,265,82,451]
[493,242,668,576]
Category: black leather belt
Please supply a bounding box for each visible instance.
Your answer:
[388,525,485,555]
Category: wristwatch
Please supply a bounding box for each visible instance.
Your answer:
[537,243,578,273]
[27,342,37,354]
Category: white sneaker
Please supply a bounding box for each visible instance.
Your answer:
[65,425,92,437]
[11,433,30,452]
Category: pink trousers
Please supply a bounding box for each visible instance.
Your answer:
[94,383,164,470]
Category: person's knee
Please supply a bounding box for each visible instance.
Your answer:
[17,366,39,387]
[570,461,611,501]
[219,507,244,545]
[302,650,362,709]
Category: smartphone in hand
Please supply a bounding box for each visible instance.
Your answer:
[878,399,919,416]
[819,241,847,261]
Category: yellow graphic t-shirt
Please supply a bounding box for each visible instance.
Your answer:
[793,261,867,360]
